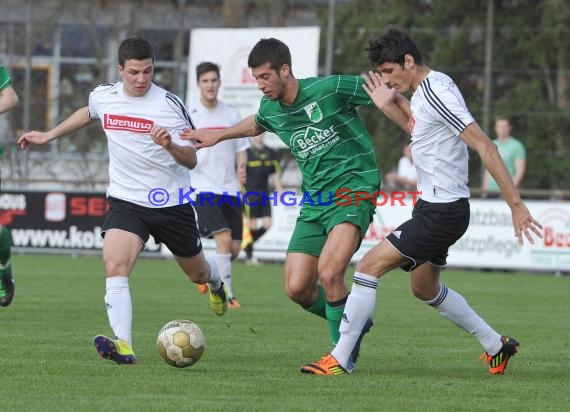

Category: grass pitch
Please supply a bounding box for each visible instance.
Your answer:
[1,254,569,411]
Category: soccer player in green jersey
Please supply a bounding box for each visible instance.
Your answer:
[183,38,410,371]
[0,64,19,307]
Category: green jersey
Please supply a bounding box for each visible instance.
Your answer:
[0,65,12,158]
[255,75,380,208]
[0,65,12,93]
[486,137,526,191]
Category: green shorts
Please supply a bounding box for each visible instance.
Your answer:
[287,202,374,257]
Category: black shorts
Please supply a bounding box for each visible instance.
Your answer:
[102,197,202,258]
[194,194,243,240]
[386,198,470,271]
[244,192,272,219]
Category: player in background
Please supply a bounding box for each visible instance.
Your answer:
[0,64,19,307]
[183,38,411,371]
[302,27,542,375]
[190,62,250,308]
[242,133,283,266]
[18,37,228,365]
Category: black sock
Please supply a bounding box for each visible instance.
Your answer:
[252,228,267,242]
[244,243,253,259]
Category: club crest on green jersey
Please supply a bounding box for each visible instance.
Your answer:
[303,102,323,123]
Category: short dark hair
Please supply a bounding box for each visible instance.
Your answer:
[196,62,220,82]
[118,37,154,67]
[495,115,511,124]
[248,38,292,72]
[367,27,422,67]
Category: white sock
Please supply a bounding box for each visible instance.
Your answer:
[215,253,233,298]
[104,276,132,347]
[426,283,503,355]
[205,254,222,291]
[331,272,378,368]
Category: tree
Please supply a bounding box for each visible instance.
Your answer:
[323,0,569,191]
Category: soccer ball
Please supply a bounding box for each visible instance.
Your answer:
[156,319,205,368]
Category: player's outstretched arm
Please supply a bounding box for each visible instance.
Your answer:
[180,115,264,149]
[363,71,411,133]
[18,106,93,149]
[460,122,543,245]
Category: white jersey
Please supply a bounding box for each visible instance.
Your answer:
[88,82,195,207]
[397,156,417,182]
[410,70,474,203]
[189,100,250,195]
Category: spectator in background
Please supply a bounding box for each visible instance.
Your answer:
[385,143,417,190]
[483,116,526,195]
[0,64,19,307]
[242,133,283,265]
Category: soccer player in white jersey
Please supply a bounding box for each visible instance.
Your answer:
[18,37,228,365]
[302,27,543,375]
[189,62,250,308]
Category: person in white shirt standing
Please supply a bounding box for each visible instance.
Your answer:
[190,62,250,308]
[302,27,543,376]
[18,37,228,365]
[385,143,417,190]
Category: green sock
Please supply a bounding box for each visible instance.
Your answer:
[302,284,327,320]
[0,226,11,273]
[325,296,348,346]
[0,227,11,297]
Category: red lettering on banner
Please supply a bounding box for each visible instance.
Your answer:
[0,210,26,226]
[364,223,382,241]
[104,114,153,133]
[70,197,109,217]
[241,68,256,84]
[364,223,395,242]
[543,227,570,248]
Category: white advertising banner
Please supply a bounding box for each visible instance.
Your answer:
[186,27,320,148]
[176,198,569,273]
[448,199,570,271]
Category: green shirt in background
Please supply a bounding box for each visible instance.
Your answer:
[487,136,526,192]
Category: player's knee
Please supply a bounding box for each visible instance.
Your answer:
[230,245,241,260]
[411,284,437,301]
[284,280,311,304]
[215,233,233,253]
[104,258,133,276]
[355,254,389,278]
[318,267,343,292]
[355,260,374,275]
[284,282,302,301]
